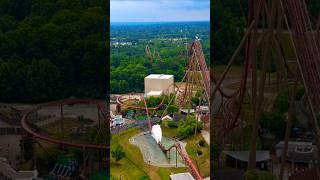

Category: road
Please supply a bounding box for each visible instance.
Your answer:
[111,117,160,135]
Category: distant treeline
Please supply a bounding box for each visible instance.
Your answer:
[0,0,106,103]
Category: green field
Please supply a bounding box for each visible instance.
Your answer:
[185,134,210,177]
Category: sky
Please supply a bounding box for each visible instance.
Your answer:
[110,0,210,23]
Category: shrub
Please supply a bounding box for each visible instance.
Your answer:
[111,144,125,164]
[139,175,150,180]
[167,120,178,128]
[244,170,275,180]
[261,111,286,139]
[178,115,203,139]
[273,89,289,113]
[199,139,206,147]
[167,105,179,114]
[197,150,203,156]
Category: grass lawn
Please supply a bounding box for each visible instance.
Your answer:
[111,128,188,180]
[136,115,147,121]
[44,117,92,142]
[161,125,210,177]
[185,133,210,178]
[161,124,179,138]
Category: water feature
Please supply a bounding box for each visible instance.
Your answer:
[130,130,185,167]
[151,124,162,144]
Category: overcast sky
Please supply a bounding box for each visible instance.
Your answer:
[110,0,210,22]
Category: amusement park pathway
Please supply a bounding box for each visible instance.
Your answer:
[201,130,210,145]
[111,117,160,135]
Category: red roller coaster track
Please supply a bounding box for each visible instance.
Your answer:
[155,39,207,180]
[21,98,109,150]
[212,0,320,138]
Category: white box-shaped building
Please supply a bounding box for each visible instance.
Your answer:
[144,74,174,97]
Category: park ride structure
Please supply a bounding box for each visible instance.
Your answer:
[145,45,162,63]
[116,39,210,180]
[211,0,320,178]
[49,154,78,178]
[20,98,108,177]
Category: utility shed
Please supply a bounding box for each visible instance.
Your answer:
[144,74,174,96]
[169,172,194,180]
[223,151,270,170]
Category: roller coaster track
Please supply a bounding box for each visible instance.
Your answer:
[189,40,210,100]
[21,98,109,150]
[145,41,206,178]
[213,0,320,139]
[282,0,320,112]
[158,142,203,180]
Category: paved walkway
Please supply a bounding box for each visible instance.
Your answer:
[0,135,21,170]
[129,132,186,168]
[201,130,210,145]
[0,158,37,179]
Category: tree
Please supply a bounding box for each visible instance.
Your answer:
[142,96,162,107]
[20,136,34,161]
[0,15,16,32]
[213,0,245,64]
[111,144,125,164]
[178,115,203,139]
[27,59,62,102]
[167,105,178,114]
[260,111,286,139]
[0,0,107,103]
[86,124,108,144]
[273,90,289,114]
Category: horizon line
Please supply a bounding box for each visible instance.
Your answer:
[110,20,210,23]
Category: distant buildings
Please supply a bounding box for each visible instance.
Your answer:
[110,40,133,47]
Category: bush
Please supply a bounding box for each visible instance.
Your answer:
[199,139,206,147]
[167,105,179,114]
[261,111,286,139]
[244,170,275,180]
[178,115,203,139]
[295,87,305,100]
[211,143,220,160]
[167,120,178,128]
[197,150,203,156]
[111,144,125,164]
[273,90,289,113]
[139,175,150,180]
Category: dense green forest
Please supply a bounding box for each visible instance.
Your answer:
[110,22,210,93]
[0,0,106,103]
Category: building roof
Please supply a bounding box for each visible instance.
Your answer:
[145,74,173,80]
[276,141,312,147]
[169,172,194,180]
[146,91,163,97]
[196,106,209,111]
[276,141,318,163]
[180,109,195,113]
[161,115,173,121]
[224,151,270,162]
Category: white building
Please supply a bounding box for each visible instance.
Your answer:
[110,115,125,128]
[144,74,174,97]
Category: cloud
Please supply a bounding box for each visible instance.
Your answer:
[110,0,210,22]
